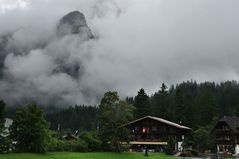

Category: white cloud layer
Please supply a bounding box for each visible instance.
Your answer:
[0,0,239,106]
[0,0,30,13]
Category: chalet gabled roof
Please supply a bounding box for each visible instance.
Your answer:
[123,116,191,130]
[218,116,239,133]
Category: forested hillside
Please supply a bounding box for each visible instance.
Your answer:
[45,106,99,131]
[45,80,239,131]
[131,80,239,129]
[17,80,239,151]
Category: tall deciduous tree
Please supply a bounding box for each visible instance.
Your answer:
[10,103,49,153]
[98,91,135,152]
[134,88,150,118]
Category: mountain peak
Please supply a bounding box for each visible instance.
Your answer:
[56,11,94,39]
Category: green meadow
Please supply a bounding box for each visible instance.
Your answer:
[0,152,176,159]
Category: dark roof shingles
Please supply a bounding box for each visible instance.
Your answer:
[220,116,239,133]
[124,116,191,130]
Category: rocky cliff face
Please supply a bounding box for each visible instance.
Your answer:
[54,11,94,77]
[56,11,94,39]
[0,11,96,106]
[0,11,94,77]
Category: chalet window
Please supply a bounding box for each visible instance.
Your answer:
[219,145,223,152]
[224,135,230,141]
[136,135,140,140]
[152,126,157,131]
[142,127,150,133]
[142,127,146,133]
[222,125,229,131]
[134,127,138,132]
[169,127,174,133]
[150,135,155,139]
[216,135,223,141]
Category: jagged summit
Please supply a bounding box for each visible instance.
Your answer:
[56,10,94,39]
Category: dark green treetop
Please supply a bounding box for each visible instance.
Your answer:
[98,91,135,152]
[134,88,150,118]
[10,103,49,153]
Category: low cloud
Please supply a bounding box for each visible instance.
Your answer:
[0,0,239,107]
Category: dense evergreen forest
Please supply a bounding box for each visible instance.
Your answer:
[4,80,239,151]
[45,106,99,131]
[45,80,239,132]
[131,80,239,129]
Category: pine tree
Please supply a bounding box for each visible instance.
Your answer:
[134,88,150,118]
[197,83,218,126]
[175,88,187,124]
[152,83,170,119]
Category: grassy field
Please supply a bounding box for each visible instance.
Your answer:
[0,152,176,159]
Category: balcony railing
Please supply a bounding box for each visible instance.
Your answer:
[216,138,231,141]
[133,138,165,142]
[215,128,230,132]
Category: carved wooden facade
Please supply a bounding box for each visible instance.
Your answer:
[123,116,191,151]
[212,116,239,154]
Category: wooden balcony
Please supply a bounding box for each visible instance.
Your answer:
[215,128,230,133]
[215,139,236,145]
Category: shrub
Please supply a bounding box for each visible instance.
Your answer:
[120,144,131,152]
[164,137,176,155]
[47,138,88,152]
[180,151,192,157]
[80,132,102,151]
[0,136,12,154]
[71,139,88,152]
[190,149,199,156]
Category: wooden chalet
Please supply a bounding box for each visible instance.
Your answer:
[123,116,191,151]
[212,116,239,155]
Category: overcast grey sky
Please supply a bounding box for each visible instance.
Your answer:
[0,0,239,106]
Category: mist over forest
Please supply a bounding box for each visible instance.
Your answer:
[1,0,239,108]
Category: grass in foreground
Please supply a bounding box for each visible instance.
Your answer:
[0,152,176,159]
